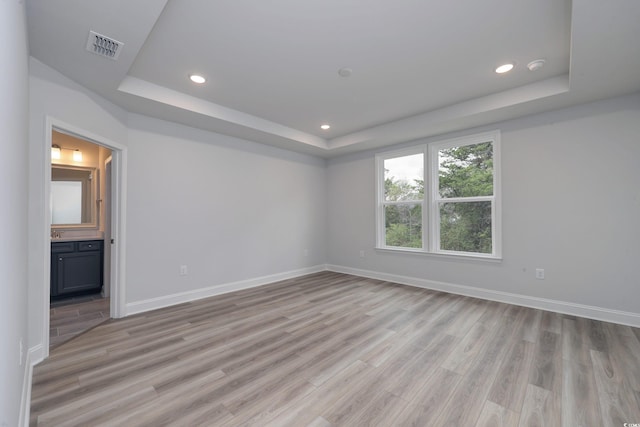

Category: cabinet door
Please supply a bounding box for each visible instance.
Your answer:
[50,242,74,297]
[55,251,103,295]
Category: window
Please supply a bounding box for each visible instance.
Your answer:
[379,149,425,249]
[376,131,501,259]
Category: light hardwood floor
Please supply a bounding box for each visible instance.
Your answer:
[30,272,640,426]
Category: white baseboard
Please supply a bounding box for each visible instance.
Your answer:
[19,346,40,427]
[327,264,640,328]
[125,265,328,316]
[28,343,44,366]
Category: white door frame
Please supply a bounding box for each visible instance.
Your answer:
[42,117,127,357]
[103,155,113,299]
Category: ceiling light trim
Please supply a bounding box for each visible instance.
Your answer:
[118,74,568,155]
[118,76,329,150]
[328,74,570,151]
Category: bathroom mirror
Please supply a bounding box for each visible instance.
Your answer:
[51,166,98,227]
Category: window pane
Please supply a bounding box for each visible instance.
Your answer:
[385,204,422,248]
[439,201,491,254]
[439,142,493,198]
[384,153,424,201]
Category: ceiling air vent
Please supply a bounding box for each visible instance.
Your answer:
[85,31,124,60]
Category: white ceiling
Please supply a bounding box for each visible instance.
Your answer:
[27,0,640,157]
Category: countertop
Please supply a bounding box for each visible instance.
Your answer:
[51,236,105,243]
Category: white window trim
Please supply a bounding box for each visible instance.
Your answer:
[375,130,502,260]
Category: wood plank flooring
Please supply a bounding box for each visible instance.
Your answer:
[49,294,110,348]
[30,272,640,426]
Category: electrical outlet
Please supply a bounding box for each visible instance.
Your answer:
[535,268,545,280]
[179,265,188,276]
[359,250,365,258]
[303,249,309,257]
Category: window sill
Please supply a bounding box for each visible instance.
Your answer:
[375,247,502,263]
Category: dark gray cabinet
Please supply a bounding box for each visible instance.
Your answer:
[51,240,103,298]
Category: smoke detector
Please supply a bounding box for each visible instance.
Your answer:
[527,59,546,72]
[86,31,124,60]
[338,67,353,77]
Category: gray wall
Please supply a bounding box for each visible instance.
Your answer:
[27,59,327,352]
[327,93,640,314]
[28,58,129,352]
[1,1,29,425]
[125,114,327,302]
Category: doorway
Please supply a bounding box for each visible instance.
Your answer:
[42,117,126,357]
[49,131,111,347]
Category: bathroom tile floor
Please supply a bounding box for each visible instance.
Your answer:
[50,294,110,348]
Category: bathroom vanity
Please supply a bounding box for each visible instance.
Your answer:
[51,239,103,298]
[49,158,106,299]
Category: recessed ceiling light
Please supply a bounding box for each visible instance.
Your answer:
[320,124,331,130]
[495,63,515,74]
[527,59,546,71]
[189,74,206,84]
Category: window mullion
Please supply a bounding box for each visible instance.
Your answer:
[433,195,494,204]
[428,143,438,253]
[422,146,428,251]
[375,154,385,247]
[382,200,422,206]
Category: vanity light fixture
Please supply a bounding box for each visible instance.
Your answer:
[189,74,206,84]
[51,145,61,160]
[51,144,83,162]
[495,63,515,74]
